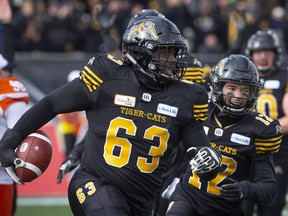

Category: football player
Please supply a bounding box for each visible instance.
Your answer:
[165,55,282,216]
[243,30,288,216]
[56,55,209,185]
[56,9,167,184]
[0,16,221,216]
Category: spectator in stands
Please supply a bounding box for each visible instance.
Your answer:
[13,0,42,51]
[196,33,224,53]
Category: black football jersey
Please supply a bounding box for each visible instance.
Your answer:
[180,105,283,215]
[77,53,210,208]
[256,67,288,154]
[182,54,206,84]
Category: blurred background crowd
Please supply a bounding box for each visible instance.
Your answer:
[0,0,287,54]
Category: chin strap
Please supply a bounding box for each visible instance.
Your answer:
[125,53,157,82]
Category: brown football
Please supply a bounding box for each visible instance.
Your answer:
[16,130,52,182]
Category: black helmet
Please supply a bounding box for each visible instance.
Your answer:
[245,29,283,73]
[211,55,261,116]
[127,9,165,29]
[123,16,187,85]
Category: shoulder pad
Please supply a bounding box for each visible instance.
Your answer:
[254,113,283,154]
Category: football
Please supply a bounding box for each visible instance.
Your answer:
[16,130,52,182]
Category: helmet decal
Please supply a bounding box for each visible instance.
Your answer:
[216,58,228,77]
[127,21,159,42]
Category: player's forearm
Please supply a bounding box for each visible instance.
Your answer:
[14,80,90,139]
[69,134,86,160]
[240,155,278,204]
[239,180,278,204]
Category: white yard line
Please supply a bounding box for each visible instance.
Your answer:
[18,197,69,206]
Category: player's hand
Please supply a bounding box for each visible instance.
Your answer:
[57,156,80,184]
[5,158,26,185]
[188,147,222,173]
[0,129,24,184]
[0,149,25,185]
[220,178,244,202]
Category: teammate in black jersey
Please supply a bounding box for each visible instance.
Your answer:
[165,55,283,216]
[243,30,288,216]
[0,16,221,216]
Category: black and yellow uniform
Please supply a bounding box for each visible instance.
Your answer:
[256,68,288,155]
[245,67,288,216]
[166,103,282,216]
[6,53,210,215]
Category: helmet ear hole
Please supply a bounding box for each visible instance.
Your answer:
[211,54,261,116]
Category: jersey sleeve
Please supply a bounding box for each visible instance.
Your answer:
[254,116,283,154]
[79,53,123,93]
[181,85,210,150]
[239,154,278,204]
[192,85,208,122]
[182,55,206,84]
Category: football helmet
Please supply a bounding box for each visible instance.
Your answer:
[211,55,261,116]
[122,16,187,86]
[245,30,283,73]
[127,9,165,29]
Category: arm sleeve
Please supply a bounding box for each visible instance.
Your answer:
[69,133,86,161]
[239,154,278,204]
[13,79,92,139]
[181,121,210,152]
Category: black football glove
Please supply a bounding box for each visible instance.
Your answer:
[220,178,244,202]
[0,129,25,184]
[57,153,80,184]
[188,146,222,174]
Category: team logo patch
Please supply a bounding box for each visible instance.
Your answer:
[264,80,280,89]
[157,103,178,117]
[114,94,136,107]
[87,57,95,65]
[19,143,28,152]
[276,125,283,134]
[127,21,158,42]
[231,133,250,145]
[214,128,223,137]
[142,93,152,102]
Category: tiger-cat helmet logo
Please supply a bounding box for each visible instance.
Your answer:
[127,21,159,42]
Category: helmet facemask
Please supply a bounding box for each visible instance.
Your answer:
[148,43,187,84]
[211,55,261,117]
[212,80,260,116]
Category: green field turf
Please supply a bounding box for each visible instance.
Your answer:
[15,205,72,216]
[14,197,288,216]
